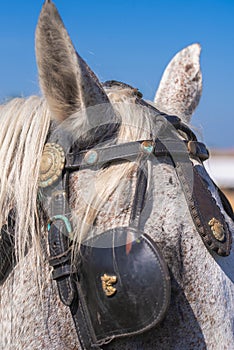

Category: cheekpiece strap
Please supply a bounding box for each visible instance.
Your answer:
[173,147,232,256]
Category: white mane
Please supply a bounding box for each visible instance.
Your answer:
[0,97,50,261]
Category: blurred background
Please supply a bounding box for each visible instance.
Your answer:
[205,150,234,208]
[0,0,233,206]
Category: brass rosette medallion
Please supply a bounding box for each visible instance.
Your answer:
[39,143,65,188]
[208,217,225,242]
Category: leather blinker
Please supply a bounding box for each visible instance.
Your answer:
[76,227,171,346]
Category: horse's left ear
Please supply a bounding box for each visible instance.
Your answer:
[35,0,110,121]
[154,43,202,124]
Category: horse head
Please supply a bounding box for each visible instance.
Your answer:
[1,1,233,349]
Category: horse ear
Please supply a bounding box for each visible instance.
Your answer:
[35,0,109,121]
[154,43,202,123]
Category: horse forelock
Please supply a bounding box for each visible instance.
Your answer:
[67,91,155,251]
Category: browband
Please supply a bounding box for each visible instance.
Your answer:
[66,139,209,171]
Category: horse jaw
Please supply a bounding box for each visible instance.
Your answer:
[154,43,202,124]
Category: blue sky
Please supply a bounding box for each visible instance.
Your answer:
[0,0,233,148]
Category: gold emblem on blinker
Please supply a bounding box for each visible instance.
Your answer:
[208,218,225,242]
[101,274,117,297]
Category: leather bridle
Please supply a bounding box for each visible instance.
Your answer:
[0,104,233,349]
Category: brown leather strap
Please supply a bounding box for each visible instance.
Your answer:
[175,162,232,256]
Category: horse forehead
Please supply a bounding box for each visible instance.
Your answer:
[103,81,142,101]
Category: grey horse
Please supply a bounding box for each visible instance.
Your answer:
[0,1,234,349]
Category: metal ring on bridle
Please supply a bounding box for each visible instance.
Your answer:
[39,143,65,188]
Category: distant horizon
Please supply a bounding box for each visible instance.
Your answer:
[0,0,233,149]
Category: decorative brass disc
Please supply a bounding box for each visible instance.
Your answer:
[208,217,225,242]
[39,143,65,188]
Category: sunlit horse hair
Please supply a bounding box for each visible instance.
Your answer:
[0,97,50,262]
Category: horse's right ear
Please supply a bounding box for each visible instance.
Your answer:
[35,1,110,121]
